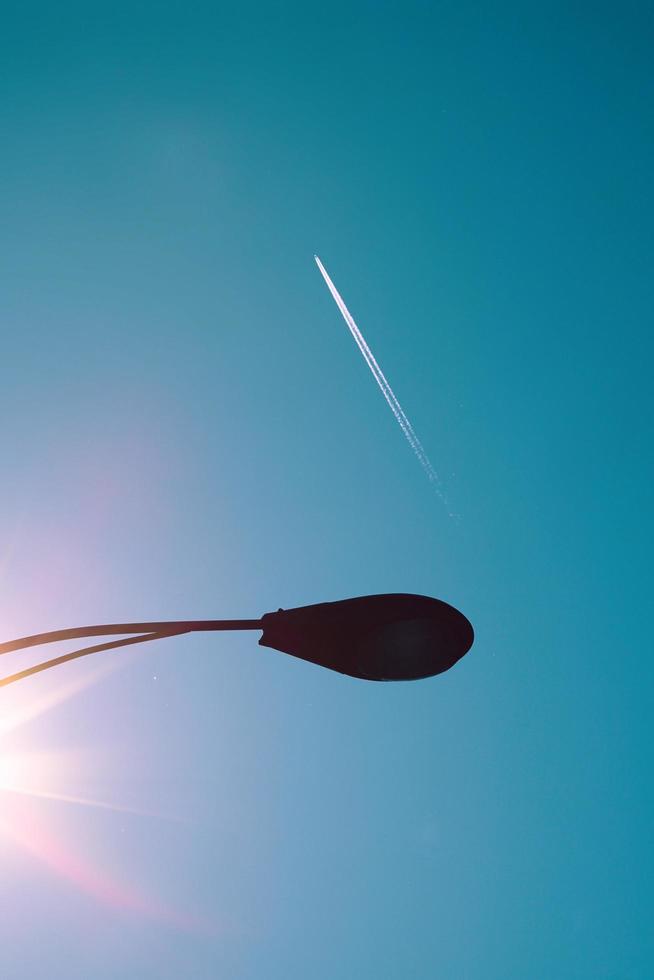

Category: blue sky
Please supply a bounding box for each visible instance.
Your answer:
[1,3,652,977]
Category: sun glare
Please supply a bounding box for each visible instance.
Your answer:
[0,665,200,931]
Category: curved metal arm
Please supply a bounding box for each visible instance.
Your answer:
[0,630,186,689]
[0,619,263,690]
[0,619,263,658]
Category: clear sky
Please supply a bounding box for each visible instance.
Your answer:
[1,2,652,977]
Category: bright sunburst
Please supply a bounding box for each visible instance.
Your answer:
[0,665,200,931]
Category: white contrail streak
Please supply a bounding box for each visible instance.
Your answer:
[314,255,446,498]
[314,256,425,460]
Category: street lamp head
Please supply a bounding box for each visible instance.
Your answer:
[259,593,474,681]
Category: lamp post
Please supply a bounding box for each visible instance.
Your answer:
[0,594,473,688]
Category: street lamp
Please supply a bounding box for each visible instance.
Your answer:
[0,594,473,688]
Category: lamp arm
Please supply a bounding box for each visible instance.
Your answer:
[0,619,263,658]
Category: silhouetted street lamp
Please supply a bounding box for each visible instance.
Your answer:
[0,594,473,688]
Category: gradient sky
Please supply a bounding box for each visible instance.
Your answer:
[1,3,652,978]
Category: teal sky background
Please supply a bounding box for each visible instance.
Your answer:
[1,3,652,977]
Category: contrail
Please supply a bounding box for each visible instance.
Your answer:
[314,255,446,498]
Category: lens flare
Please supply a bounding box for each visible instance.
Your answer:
[0,667,204,932]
